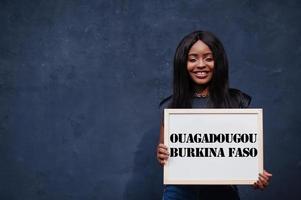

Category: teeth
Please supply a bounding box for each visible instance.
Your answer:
[196,72,207,75]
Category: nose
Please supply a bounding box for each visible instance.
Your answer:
[196,59,206,68]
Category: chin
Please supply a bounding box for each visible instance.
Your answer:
[192,78,212,85]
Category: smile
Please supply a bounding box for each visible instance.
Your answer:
[193,71,209,78]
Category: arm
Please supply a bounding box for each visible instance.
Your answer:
[156,123,169,166]
[233,89,273,189]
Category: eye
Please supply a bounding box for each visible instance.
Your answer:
[188,58,197,62]
[205,57,214,62]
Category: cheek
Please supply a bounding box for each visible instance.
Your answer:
[208,62,214,70]
[186,63,193,71]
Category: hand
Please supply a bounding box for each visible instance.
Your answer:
[156,143,169,166]
[253,170,272,190]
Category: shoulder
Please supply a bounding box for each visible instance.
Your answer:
[159,95,172,109]
[229,88,252,108]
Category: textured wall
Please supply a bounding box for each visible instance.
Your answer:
[1,0,300,199]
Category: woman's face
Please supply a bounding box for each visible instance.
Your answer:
[187,40,214,86]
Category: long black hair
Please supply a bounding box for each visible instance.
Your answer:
[170,30,232,108]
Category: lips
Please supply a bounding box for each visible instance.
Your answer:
[193,71,209,79]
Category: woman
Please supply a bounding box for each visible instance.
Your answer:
[157,30,272,199]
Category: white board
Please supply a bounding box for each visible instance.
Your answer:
[164,109,263,185]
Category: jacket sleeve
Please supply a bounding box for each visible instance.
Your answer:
[229,88,252,108]
[239,92,251,108]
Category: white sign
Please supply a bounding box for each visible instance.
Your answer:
[164,109,263,185]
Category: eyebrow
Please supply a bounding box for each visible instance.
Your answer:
[188,52,213,57]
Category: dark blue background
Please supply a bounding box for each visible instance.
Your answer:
[1,0,300,199]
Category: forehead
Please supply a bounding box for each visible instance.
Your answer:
[188,40,212,55]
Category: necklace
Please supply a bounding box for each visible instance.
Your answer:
[194,92,209,98]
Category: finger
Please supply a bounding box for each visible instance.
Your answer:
[257,180,264,189]
[158,148,169,155]
[259,173,269,182]
[157,153,169,160]
[263,170,273,177]
[158,154,169,160]
[253,182,261,190]
[157,157,166,165]
[158,147,169,152]
[159,159,167,166]
[259,176,268,187]
[158,143,168,150]
[254,180,263,189]
[159,159,165,166]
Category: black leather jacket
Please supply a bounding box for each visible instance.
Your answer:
[228,88,251,108]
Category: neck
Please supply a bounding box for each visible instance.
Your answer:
[194,85,209,97]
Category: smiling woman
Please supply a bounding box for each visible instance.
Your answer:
[157,31,272,200]
[169,31,233,109]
